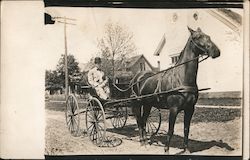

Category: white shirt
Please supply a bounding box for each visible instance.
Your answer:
[87,67,105,87]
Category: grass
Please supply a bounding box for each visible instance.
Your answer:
[197,98,241,106]
[46,101,66,112]
[45,101,241,123]
[47,94,242,106]
[160,108,241,124]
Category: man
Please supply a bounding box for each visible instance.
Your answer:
[87,57,110,100]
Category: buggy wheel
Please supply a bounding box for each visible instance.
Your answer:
[146,106,161,136]
[86,97,106,146]
[110,106,128,129]
[65,94,80,137]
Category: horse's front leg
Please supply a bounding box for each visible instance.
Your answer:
[164,107,179,154]
[183,105,194,153]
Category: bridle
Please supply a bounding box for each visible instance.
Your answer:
[190,36,211,58]
[112,36,210,92]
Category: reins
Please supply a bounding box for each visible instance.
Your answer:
[112,54,209,92]
[112,37,210,92]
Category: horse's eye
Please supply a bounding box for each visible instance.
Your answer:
[206,43,212,49]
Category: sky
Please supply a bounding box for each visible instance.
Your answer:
[44,7,243,71]
[44,7,176,70]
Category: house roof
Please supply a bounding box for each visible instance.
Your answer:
[80,54,156,72]
[153,9,242,57]
[207,9,242,32]
[153,34,166,56]
[217,8,241,25]
[126,54,155,70]
[126,55,143,68]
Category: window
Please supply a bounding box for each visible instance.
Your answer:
[140,63,145,71]
[193,12,198,21]
[171,55,179,64]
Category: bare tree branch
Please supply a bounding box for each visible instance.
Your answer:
[97,22,137,79]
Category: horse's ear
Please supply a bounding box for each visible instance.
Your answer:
[197,27,202,32]
[187,26,195,35]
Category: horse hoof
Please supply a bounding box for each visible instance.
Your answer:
[183,149,191,155]
[144,139,149,145]
[164,148,170,155]
[139,140,145,146]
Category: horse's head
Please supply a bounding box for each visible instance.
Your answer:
[188,27,220,59]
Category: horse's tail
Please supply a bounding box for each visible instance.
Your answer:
[130,71,155,97]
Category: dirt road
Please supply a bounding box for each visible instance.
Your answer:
[45,106,242,156]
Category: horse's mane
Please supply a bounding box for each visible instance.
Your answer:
[175,36,192,65]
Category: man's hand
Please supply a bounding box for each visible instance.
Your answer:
[99,79,108,88]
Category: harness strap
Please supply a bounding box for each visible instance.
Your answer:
[112,54,208,93]
[190,39,207,53]
[176,85,198,93]
[137,73,147,95]
[154,71,165,94]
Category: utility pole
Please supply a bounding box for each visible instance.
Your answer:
[64,17,69,99]
[52,16,76,99]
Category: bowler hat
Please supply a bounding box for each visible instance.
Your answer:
[94,57,101,64]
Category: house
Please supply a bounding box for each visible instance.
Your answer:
[122,54,157,73]
[114,54,158,84]
[153,9,243,102]
[80,54,158,84]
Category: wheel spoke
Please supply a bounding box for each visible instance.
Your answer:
[69,118,75,132]
[110,107,127,129]
[114,116,118,126]
[67,102,73,115]
[148,118,157,129]
[87,112,95,121]
[96,112,103,120]
[65,95,80,136]
[68,119,74,132]
[72,117,78,130]
[95,126,103,143]
[94,127,98,142]
[91,128,96,141]
[147,120,157,132]
[89,124,95,136]
[87,123,94,131]
[96,122,105,131]
[68,119,72,131]
[146,122,150,133]
[96,125,103,142]
[118,118,122,127]
[146,122,154,134]
[86,98,106,145]
[67,117,71,125]
[71,118,76,132]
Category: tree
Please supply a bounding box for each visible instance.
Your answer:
[45,70,62,94]
[97,22,137,79]
[45,54,83,94]
[56,54,81,88]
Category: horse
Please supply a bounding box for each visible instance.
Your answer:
[130,27,220,154]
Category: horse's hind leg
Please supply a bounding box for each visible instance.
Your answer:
[141,105,152,144]
[183,105,194,153]
[132,105,144,145]
[164,107,179,154]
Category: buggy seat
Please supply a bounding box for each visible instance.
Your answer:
[80,85,109,104]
